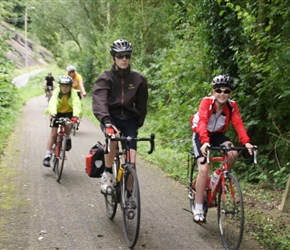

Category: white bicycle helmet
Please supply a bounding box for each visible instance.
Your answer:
[212,75,234,90]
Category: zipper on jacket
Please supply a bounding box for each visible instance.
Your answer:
[121,77,124,116]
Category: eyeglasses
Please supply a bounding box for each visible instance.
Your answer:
[115,53,131,59]
[215,88,231,94]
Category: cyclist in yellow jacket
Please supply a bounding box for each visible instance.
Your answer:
[43,75,82,167]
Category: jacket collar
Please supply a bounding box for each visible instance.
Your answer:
[112,64,131,77]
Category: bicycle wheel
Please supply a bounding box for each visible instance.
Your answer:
[121,165,140,249]
[104,188,118,220]
[50,145,56,168]
[55,139,66,182]
[217,172,244,250]
[71,123,76,136]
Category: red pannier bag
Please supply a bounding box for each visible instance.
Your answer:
[85,142,105,178]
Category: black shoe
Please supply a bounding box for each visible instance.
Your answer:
[43,156,51,167]
[66,138,72,151]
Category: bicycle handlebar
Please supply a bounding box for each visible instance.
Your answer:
[200,144,258,165]
[50,116,72,127]
[105,133,155,155]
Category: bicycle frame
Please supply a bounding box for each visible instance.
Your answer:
[188,144,257,250]
[54,120,67,157]
[51,117,71,182]
[104,133,155,248]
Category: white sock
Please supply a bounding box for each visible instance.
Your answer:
[45,150,51,158]
[195,203,203,211]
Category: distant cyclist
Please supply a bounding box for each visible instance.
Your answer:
[66,65,86,99]
[44,72,55,98]
[43,76,82,167]
[189,74,254,224]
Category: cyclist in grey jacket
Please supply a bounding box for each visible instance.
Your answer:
[92,39,148,194]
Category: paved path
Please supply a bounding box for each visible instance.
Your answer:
[12,68,46,87]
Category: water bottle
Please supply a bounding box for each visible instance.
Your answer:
[117,165,124,182]
[210,169,221,190]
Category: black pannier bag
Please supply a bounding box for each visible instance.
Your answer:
[85,142,105,178]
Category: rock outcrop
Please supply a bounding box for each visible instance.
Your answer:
[1,21,55,68]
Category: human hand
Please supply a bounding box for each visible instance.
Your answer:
[200,142,210,157]
[104,124,117,138]
[245,142,254,155]
[71,117,79,123]
[82,92,86,97]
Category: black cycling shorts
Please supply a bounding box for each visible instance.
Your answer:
[192,132,231,159]
[101,116,138,150]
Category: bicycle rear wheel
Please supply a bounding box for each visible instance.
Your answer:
[104,188,118,220]
[104,157,120,220]
[217,172,244,250]
[121,165,140,249]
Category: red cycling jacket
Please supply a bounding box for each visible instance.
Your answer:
[190,96,250,145]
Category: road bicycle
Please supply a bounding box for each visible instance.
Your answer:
[103,133,155,249]
[70,118,80,136]
[187,144,258,250]
[45,86,53,102]
[50,117,71,182]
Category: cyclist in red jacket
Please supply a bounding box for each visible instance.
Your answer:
[190,74,254,224]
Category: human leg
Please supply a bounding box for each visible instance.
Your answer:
[43,127,57,167]
[222,140,238,169]
[192,132,209,222]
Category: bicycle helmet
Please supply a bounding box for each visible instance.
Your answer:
[66,65,76,72]
[48,72,52,75]
[58,75,73,85]
[110,39,133,56]
[212,75,234,90]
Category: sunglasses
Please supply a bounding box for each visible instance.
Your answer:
[115,53,131,59]
[215,88,231,94]
[69,71,75,73]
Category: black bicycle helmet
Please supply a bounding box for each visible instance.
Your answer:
[212,75,234,90]
[66,65,76,72]
[58,75,73,85]
[110,39,133,56]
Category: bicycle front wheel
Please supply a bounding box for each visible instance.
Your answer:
[71,123,76,136]
[121,165,140,249]
[217,172,244,250]
[55,140,66,182]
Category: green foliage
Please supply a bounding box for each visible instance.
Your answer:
[0,30,19,153]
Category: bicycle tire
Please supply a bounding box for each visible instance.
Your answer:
[50,145,56,168]
[55,139,66,182]
[121,165,140,249]
[105,156,119,219]
[217,172,244,250]
[71,123,76,136]
[104,189,118,220]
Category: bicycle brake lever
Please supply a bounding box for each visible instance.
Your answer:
[253,145,258,164]
[148,133,155,154]
[105,136,110,154]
